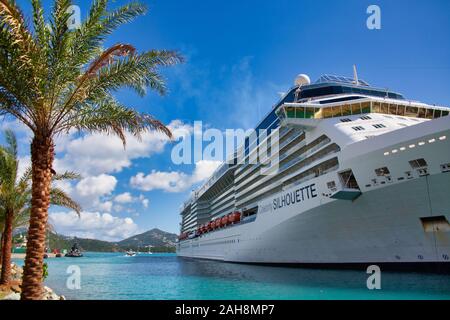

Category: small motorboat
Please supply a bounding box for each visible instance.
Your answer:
[125,250,136,257]
[65,243,83,257]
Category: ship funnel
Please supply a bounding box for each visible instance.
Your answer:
[294,74,311,87]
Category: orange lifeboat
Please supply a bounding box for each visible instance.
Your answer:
[221,215,228,227]
[208,221,214,231]
[214,218,221,229]
[229,211,241,224]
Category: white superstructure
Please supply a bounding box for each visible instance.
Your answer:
[177,74,450,267]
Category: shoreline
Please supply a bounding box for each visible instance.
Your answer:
[12,253,58,259]
[0,263,65,300]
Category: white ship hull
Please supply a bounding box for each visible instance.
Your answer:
[178,117,450,266]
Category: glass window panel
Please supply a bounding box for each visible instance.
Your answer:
[389,104,397,115]
[323,107,334,118]
[442,110,449,117]
[332,106,342,117]
[342,105,352,116]
[286,107,295,118]
[295,107,305,118]
[372,102,381,113]
[424,109,434,119]
[351,103,362,115]
[361,102,371,113]
[305,107,315,119]
[405,106,418,117]
[418,108,426,118]
[381,103,389,114]
[397,105,406,116]
[433,109,442,118]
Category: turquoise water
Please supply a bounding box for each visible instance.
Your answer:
[13,253,450,300]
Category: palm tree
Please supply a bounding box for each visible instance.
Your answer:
[0,129,81,286]
[0,0,182,299]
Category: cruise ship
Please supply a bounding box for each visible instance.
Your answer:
[177,72,450,267]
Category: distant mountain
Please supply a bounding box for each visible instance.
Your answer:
[48,232,120,252]
[118,228,177,248]
[13,228,177,253]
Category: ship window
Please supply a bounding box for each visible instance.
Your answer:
[286,107,296,118]
[243,207,258,218]
[305,107,315,119]
[340,118,352,122]
[332,106,342,117]
[397,105,406,116]
[352,126,365,131]
[323,107,334,118]
[351,103,362,115]
[433,109,442,118]
[373,124,386,129]
[342,105,352,116]
[360,115,372,120]
[381,103,389,114]
[375,167,390,176]
[409,158,428,169]
[418,108,426,118]
[442,110,449,117]
[425,108,434,119]
[361,102,371,113]
[405,106,418,117]
[389,104,398,115]
[372,102,381,113]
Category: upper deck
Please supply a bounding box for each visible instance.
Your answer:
[180,74,450,220]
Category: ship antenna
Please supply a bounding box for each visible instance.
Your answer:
[353,65,359,86]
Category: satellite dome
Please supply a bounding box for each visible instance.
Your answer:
[294,74,311,87]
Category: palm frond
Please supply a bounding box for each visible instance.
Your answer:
[50,187,81,216]
[0,0,37,69]
[59,98,172,145]
[53,171,81,181]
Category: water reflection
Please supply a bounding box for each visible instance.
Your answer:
[176,257,450,294]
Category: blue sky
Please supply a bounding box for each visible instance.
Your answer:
[3,0,450,240]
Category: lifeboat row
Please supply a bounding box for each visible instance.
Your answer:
[178,232,189,240]
[178,211,242,241]
[197,211,241,235]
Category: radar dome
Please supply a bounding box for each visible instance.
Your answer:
[294,74,311,87]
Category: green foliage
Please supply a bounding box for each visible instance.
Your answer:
[42,262,48,280]
[0,130,81,230]
[0,0,183,143]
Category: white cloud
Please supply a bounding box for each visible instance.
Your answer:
[54,120,192,176]
[114,192,134,203]
[130,160,222,193]
[50,211,138,241]
[75,174,117,197]
[97,201,113,212]
[66,174,118,212]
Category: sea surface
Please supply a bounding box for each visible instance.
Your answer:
[13,252,450,300]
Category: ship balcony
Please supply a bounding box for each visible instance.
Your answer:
[328,169,362,201]
[276,103,322,131]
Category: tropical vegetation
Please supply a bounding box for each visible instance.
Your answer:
[0,129,80,286]
[0,0,181,299]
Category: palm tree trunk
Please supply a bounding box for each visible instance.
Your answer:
[0,231,4,266]
[21,135,54,300]
[0,208,14,285]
